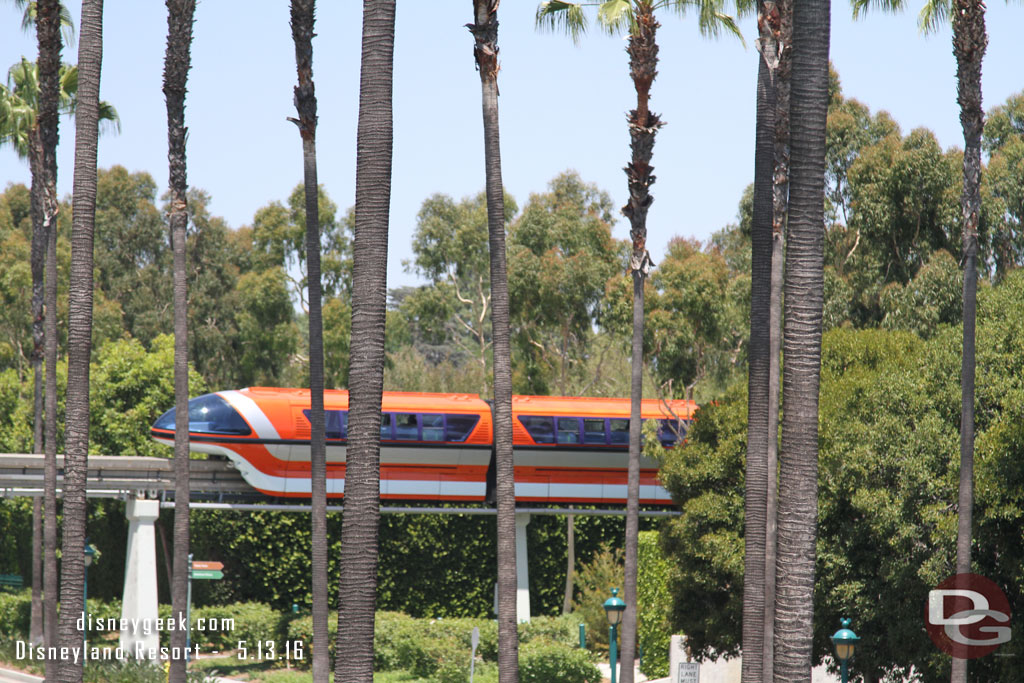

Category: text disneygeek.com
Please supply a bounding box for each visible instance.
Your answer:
[13,612,305,663]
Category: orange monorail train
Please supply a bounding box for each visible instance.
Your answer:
[150,388,695,505]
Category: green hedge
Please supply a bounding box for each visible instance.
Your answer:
[192,601,282,650]
[637,530,672,678]
[0,589,30,637]
[519,639,601,683]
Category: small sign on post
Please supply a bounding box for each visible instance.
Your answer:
[191,561,224,580]
[677,661,699,682]
[469,626,480,682]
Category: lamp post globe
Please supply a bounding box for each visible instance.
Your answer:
[604,588,626,683]
[831,618,860,683]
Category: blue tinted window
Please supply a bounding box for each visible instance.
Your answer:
[394,413,418,440]
[609,418,630,445]
[153,394,252,436]
[657,419,687,447]
[421,414,445,441]
[583,418,607,445]
[380,413,393,440]
[302,409,347,439]
[445,414,479,442]
[519,416,555,444]
[556,417,580,444]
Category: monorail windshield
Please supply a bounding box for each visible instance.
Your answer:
[153,393,252,435]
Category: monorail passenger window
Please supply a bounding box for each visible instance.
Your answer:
[556,417,580,444]
[395,413,418,440]
[519,416,555,444]
[583,418,606,445]
[445,414,479,442]
[305,409,347,439]
[609,418,630,445]
[380,413,392,440]
[657,419,686,447]
[421,414,445,441]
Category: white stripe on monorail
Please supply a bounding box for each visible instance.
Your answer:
[158,502,680,516]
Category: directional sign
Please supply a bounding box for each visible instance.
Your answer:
[192,561,224,571]
[191,569,224,580]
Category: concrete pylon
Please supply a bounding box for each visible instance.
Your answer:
[515,512,531,623]
[119,498,160,656]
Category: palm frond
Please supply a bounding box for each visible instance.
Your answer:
[666,0,745,43]
[850,0,908,21]
[98,101,121,135]
[597,0,635,35]
[917,0,950,33]
[59,2,76,48]
[536,1,590,45]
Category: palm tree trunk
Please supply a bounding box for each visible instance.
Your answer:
[28,138,46,649]
[619,6,661,682]
[33,0,62,667]
[774,0,828,677]
[950,0,985,681]
[163,1,196,681]
[468,3,519,680]
[765,2,790,677]
[289,2,327,680]
[58,0,104,679]
[335,2,394,681]
[742,47,775,683]
[30,496,43,645]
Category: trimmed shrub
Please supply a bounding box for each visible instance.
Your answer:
[518,639,601,683]
[193,601,282,650]
[284,611,337,669]
[0,589,31,637]
[637,530,672,678]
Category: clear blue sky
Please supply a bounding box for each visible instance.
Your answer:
[1,1,1020,291]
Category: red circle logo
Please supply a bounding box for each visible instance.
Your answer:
[925,573,1012,659]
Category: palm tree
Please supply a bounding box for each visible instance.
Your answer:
[58,0,104,677]
[536,3,740,680]
[335,1,395,681]
[744,0,789,677]
[742,34,776,683]
[287,1,328,681]
[468,2,518,679]
[850,0,987,679]
[163,1,196,681]
[1,16,70,652]
[773,0,829,678]
[35,3,63,670]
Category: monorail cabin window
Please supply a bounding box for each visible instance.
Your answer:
[519,416,555,443]
[518,415,688,447]
[303,409,347,439]
[395,413,418,440]
[421,414,445,441]
[303,410,480,442]
[557,417,580,444]
[609,418,630,445]
[583,418,606,444]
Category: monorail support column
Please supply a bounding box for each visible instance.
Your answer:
[119,497,160,656]
[516,512,531,622]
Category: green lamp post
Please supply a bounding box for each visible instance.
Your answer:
[83,542,97,650]
[831,617,860,683]
[604,588,626,683]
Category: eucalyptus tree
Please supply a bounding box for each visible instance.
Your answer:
[58,0,104,677]
[336,1,396,680]
[467,1,519,679]
[536,2,741,680]
[162,0,196,681]
[850,0,989,678]
[773,0,830,678]
[287,0,328,680]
